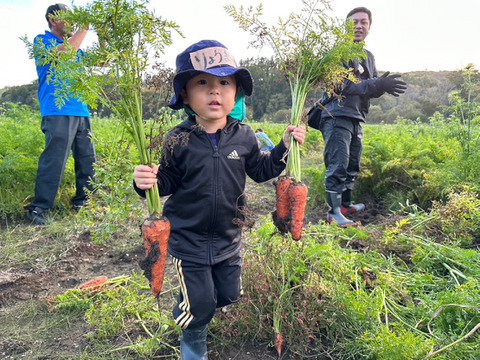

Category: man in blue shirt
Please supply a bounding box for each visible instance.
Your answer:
[27,3,96,225]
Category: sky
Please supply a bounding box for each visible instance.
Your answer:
[1,0,479,89]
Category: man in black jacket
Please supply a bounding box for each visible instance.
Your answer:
[316,7,406,226]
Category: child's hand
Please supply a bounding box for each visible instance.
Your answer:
[134,164,159,190]
[283,125,306,148]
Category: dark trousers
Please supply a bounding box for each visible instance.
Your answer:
[29,115,96,210]
[320,117,363,194]
[172,253,243,330]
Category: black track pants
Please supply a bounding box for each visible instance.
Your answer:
[172,253,243,330]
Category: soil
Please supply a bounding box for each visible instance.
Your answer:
[0,181,388,360]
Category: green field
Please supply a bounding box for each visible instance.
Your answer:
[1,102,480,359]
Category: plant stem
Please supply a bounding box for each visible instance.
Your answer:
[426,322,480,358]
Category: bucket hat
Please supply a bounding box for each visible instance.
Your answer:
[168,40,253,110]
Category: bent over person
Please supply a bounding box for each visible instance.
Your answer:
[27,4,96,225]
[313,7,406,226]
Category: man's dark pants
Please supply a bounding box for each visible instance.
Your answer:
[29,115,96,210]
[320,116,363,194]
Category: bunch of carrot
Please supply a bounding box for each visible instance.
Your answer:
[24,0,179,300]
[227,1,360,244]
[274,175,308,240]
[227,0,366,354]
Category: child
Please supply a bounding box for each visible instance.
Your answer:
[133,40,305,359]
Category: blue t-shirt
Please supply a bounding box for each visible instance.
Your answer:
[35,31,89,117]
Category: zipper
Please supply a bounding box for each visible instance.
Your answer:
[207,133,221,265]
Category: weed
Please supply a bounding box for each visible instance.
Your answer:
[362,326,433,359]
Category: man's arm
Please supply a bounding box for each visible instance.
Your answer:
[337,73,406,99]
[342,51,406,98]
[337,77,383,97]
[57,27,89,52]
[326,56,383,98]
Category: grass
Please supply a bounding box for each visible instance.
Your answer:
[1,219,81,266]
[2,183,480,359]
[218,213,480,359]
[2,106,480,358]
[0,299,91,358]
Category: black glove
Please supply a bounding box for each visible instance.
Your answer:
[376,71,407,97]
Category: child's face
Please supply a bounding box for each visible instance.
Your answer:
[182,73,237,128]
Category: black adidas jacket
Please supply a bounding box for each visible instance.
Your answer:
[135,116,288,265]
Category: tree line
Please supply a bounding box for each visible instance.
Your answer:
[1,57,478,123]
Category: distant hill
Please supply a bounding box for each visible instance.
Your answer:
[1,81,39,110]
[1,63,475,123]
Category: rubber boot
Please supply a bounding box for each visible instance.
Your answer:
[341,189,365,215]
[180,325,208,360]
[326,192,354,226]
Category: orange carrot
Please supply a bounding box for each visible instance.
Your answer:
[274,333,284,356]
[78,276,108,290]
[276,175,294,221]
[288,181,308,240]
[140,215,171,298]
[273,175,294,234]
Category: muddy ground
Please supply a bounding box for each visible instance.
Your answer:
[0,180,387,360]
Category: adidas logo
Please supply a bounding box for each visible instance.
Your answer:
[227,150,240,160]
